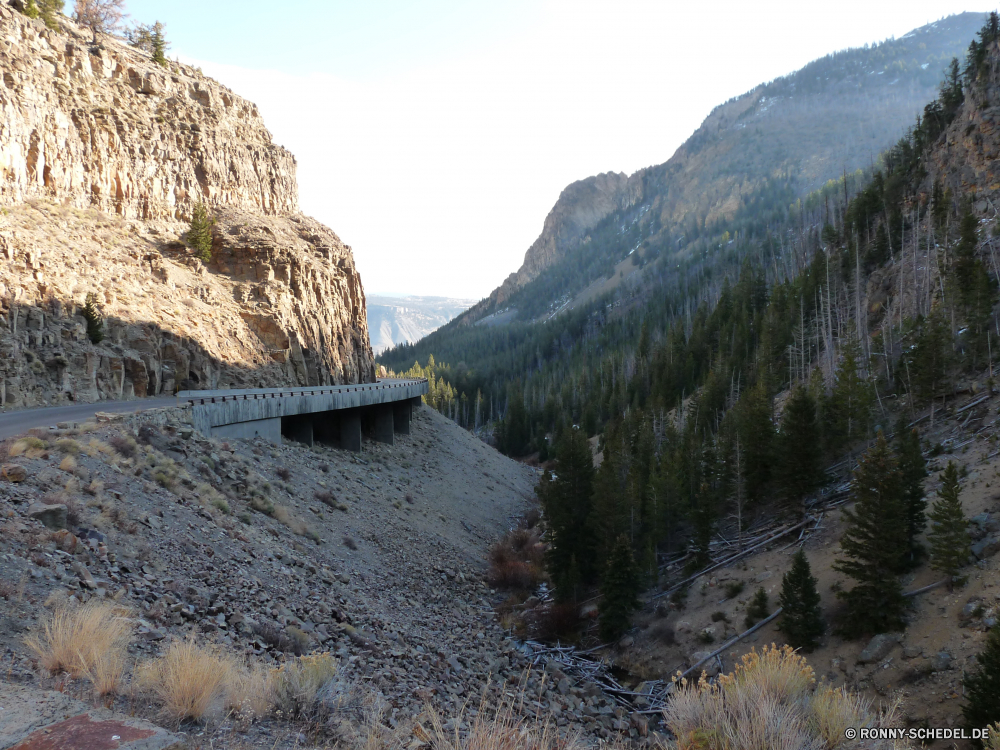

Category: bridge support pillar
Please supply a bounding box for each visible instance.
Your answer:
[373,404,394,445]
[340,410,362,452]
[392,401,410,434]
[281,414,314,447]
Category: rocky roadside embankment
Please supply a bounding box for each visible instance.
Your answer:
[0,404,645,747]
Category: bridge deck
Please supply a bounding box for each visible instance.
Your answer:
[176,378,428,449]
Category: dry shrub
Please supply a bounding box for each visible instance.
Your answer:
[54,438,81,455]
[59,454,77,473]
[274,504,320,542]
[0,438,12,462]
[25,602,132,696]
[426,682,578,750]
[342,535,358,550]
[108,434,138,458]
[138,640,238,724]
[275,466,292,481]
[663,644,905,750]
[226,660,277,720]
[489,560,543,590]
[9,436,47,458]
[986,724,1000,750]
[273,652,338,719]
[83,438,114,459]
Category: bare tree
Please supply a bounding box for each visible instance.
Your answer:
[73,0,127,42]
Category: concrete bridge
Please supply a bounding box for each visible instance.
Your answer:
[177,378,428,451]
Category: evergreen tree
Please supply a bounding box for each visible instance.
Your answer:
[187,201,215,262]
[778,548,824,651]
[896,423,928,569]
[598,534,641,642]
[776,385,824,513]
[951,207,998,369]
[963,625,1000,734]
[734,380,774,504]
[906,306,953,404]
[833,432,908,638]
[929,461,971,588]
[498,383,530,456]
[38,0,62,30]
[82,292,104,345]
[744,587,769,629]
[827,334,874,451]
[151,23,168,67]
[23,0,40,19]
[539,427,597,597]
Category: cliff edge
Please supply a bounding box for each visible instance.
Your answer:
[0,6,375,408]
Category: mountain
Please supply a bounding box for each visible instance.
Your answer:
[366,295,474,355]
[0,6,374,407]
[458,12,986,326]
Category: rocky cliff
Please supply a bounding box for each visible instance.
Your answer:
[0,6,375,408]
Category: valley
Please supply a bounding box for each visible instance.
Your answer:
[4,1,1000,749]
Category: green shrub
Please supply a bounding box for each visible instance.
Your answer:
[82,293,104,345]
[187,202,215,262]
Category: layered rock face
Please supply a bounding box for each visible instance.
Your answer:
[0,5,295,218]
[0,9,375,408]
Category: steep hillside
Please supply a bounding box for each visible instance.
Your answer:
[458,12,985,324]
[367,295,474,355]
[0,6,375,409]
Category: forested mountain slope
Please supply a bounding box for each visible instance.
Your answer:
[453,12,984,325]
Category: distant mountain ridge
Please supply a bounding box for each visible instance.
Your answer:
[457,12,987,326]
[367,296,475,355]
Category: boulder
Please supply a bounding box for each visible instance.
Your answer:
[1,463,27,482]
[971,535,1000,560]
[931,651,953,671]
[858,632,902,664]
[26,503,68,530]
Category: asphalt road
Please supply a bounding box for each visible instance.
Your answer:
[0,397,178,440]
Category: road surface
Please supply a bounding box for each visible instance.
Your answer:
[0,397,177,440]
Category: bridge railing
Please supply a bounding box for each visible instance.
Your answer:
[176,378,428,405]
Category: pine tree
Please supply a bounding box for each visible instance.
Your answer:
[833,432,908,638]
[82,292,104,344]
[38,0,62,30]
[929,461,971,588]
[778,549,824,651]
[599,534,641,642]
[151,23,168,67]
[908,306,953,405]
[187,201,215,263]
[23,0,40,19]
[744,587,769,629]
[539,426,596,597]
[734,380,774,504]
[896,423,928,569]
[827,334,874,451]
[776,385,824,513]
[963,625,1000,734]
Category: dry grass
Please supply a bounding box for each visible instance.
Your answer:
[138,640,239,724]
[9,436,47,458]
[663,644,905,750]
[25,602,133,697]
[986,723,1000,750]
[273,652,339,719]
[425,682,582,750]
[226,660,277,720]
[59,454,77,473]
[274,504,320,542]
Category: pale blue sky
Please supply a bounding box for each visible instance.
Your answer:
[120,1,989,298]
